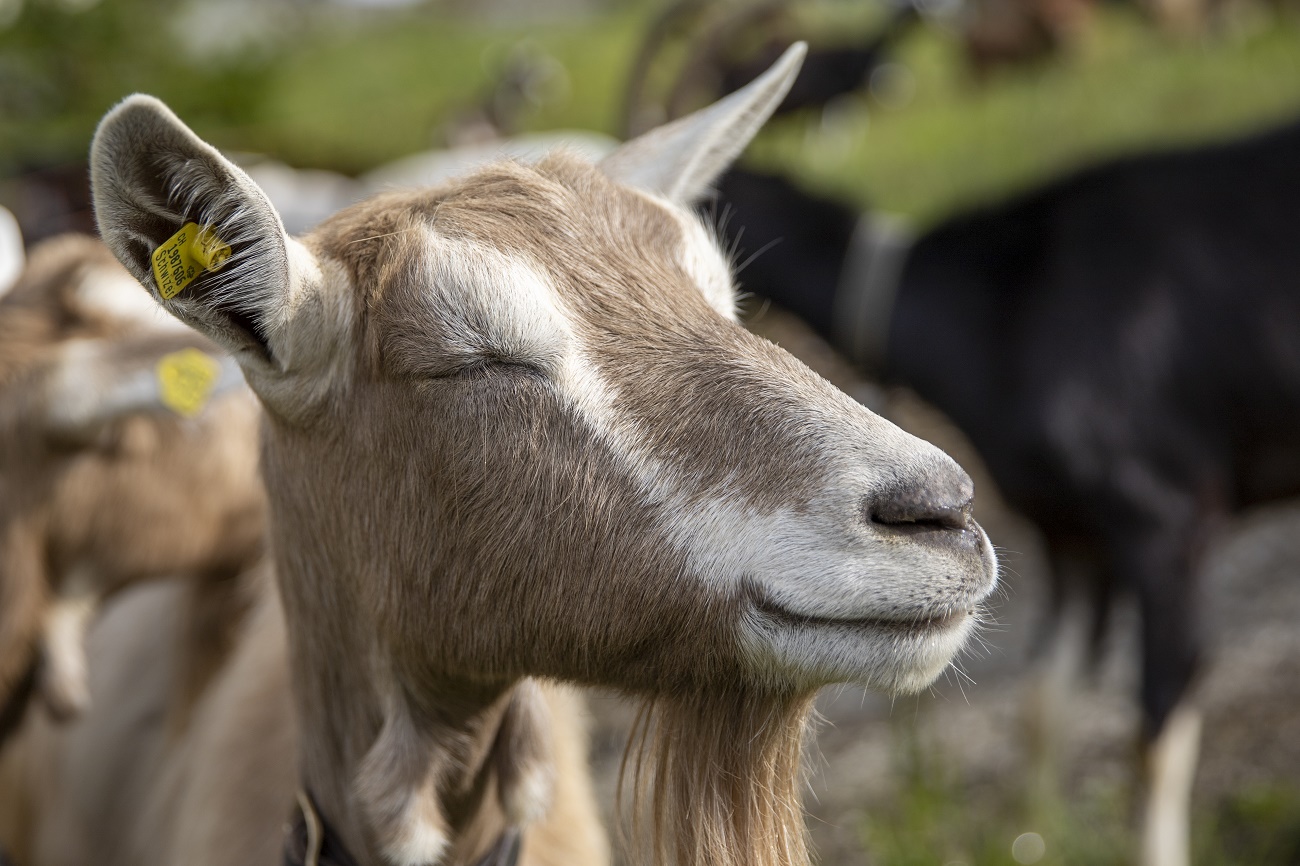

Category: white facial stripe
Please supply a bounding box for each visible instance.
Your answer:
[410,228,753,533]
[557,337,998,641]
[552,340,989,626]
[418,230,573,374]
[411,233,710,531]
[547,328,850,607]
[554,350,689,496]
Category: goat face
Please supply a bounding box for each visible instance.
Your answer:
[90,47,995,699]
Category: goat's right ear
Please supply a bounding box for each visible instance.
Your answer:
[91,95,291,367]
[600,42,805,204]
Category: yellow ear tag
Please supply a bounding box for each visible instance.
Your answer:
[150,223,232,300]
[156,348,221,418]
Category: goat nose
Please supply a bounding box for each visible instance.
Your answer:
[866,464,975,534]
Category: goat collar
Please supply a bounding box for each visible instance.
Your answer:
[283,790,522,866]
[832,211,915,373]
[0,659,37,748]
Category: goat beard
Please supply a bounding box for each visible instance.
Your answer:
[618,688,817,866]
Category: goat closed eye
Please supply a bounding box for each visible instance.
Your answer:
[428,356,547,381]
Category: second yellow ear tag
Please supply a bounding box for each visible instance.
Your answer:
[150,223,231,300]
[156,348,221,418]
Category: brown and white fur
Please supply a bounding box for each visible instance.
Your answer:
[1,45,997,866]
[0,234,264,727]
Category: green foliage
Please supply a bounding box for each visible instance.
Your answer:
[0,0,653,175]
[249,6,649,173]
[860,729,1129,866]
[747,8,1300,222]
[5,0,1300,222]
[0,0,275,173]
[1200,785,1300,865]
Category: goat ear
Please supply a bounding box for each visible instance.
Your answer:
[600,42,805,204]
[90,95,292,367]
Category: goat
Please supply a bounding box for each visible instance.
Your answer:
[1,45,999,866]
[621,0,918,137]
[709,116,1300,866]
[0,233,264,734]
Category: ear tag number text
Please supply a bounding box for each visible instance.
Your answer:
[150,223,231,300]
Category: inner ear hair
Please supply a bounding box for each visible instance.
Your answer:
[90,95,290,364]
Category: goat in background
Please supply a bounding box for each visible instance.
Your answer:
[0,233,264,739]
[710,117,1300,866]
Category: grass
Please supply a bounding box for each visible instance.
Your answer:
[747,7,1300,222]
[0,1,654,176]
[240,6,651,173]
[858,728,1300,866]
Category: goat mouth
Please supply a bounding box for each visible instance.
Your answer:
[738,582,987,693]
[749,596,973,636]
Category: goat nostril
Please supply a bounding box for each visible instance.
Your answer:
[865,462,977,535]
[866,488,974,534]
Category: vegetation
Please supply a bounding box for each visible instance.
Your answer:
[751,7,1300,223]
[5,1,1300,222]
[860,730,1300,865]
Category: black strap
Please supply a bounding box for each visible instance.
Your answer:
[283,791,359,866]
[283,790,521,866]
[0,659,38,748]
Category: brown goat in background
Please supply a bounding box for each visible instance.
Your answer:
[0,234,265,735]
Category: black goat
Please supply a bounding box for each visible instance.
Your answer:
[623,1,918,136]
[710,118,1300,861]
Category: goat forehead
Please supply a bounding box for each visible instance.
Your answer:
[318,180,829,482]
[317,157,733,327]
[313,161,841,499]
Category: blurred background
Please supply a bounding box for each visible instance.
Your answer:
[3,1,1300,864]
